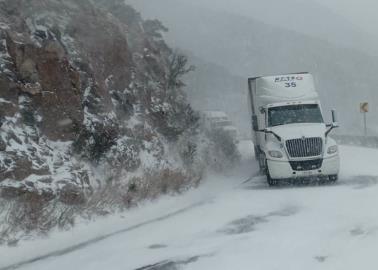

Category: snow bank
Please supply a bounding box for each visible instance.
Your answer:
[2,143,378,270]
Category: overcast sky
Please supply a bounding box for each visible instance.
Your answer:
[131,0,378,39]
[199,0,378,37]
[311,0,378,36]
[170,0,378,54]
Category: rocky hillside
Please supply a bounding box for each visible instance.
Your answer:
[0,0,213,211]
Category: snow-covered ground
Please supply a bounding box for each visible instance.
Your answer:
[2,141,378,270]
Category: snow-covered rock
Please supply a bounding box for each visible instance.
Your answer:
[0,0,241,243]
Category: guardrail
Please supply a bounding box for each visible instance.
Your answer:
[332,135,378,148]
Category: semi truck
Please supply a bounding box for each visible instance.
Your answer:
[201,111,239,142]
[248,73,340,185]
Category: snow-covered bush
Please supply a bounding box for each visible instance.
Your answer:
[204,129,241,172]
[123,168,198,208]
[104,137,141,175]
[177,126,241,175]
[73,119,120,162]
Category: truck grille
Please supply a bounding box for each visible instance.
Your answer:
[286,137,323,158]
[289,159,323,171]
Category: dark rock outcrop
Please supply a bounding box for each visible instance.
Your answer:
[0,0,200,203]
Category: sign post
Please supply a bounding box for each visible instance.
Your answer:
[360,102,369,137]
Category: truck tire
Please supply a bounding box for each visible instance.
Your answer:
[266,168,278,186]
[258,153,267,174]
[254,145,259,160]
[329,174,338,182]
[264,159,278,186]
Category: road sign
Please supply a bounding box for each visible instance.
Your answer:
[360,102,369,113]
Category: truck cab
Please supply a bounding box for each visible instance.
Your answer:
[201,111,239,142]
[248,73,340,185]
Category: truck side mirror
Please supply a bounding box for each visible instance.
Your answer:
[264,128,282,142]
[252,115,258,131]
[331,109,339,128]
[326,109,339,137]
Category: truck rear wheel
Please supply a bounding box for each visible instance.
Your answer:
[254,145,259,160]
[329,174,338,182]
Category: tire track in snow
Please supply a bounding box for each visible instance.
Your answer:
[0,200,211,270]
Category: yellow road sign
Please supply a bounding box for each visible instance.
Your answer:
[360,102,369,113]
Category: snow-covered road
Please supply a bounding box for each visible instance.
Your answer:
[2,141,378,270]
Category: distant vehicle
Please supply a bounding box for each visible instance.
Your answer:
[201,111,239,142]
[248,72,340,186]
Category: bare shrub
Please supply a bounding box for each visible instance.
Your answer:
[205,129,241,172]
[123,169,198,208]
[0,192,76,245]
[0,168,199,245]
[73,118,120,162]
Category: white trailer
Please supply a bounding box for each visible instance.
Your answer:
[248,73,340,185]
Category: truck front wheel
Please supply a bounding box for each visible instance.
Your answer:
[258,153,267,174]
[266,161,278,186]
[267,174,278,186]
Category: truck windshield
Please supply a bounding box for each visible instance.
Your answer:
[268,104,324,127]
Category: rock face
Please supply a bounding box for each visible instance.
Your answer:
[0,0,200,203]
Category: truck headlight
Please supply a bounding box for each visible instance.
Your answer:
[268,150,283,158]
[327,145,338,154]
